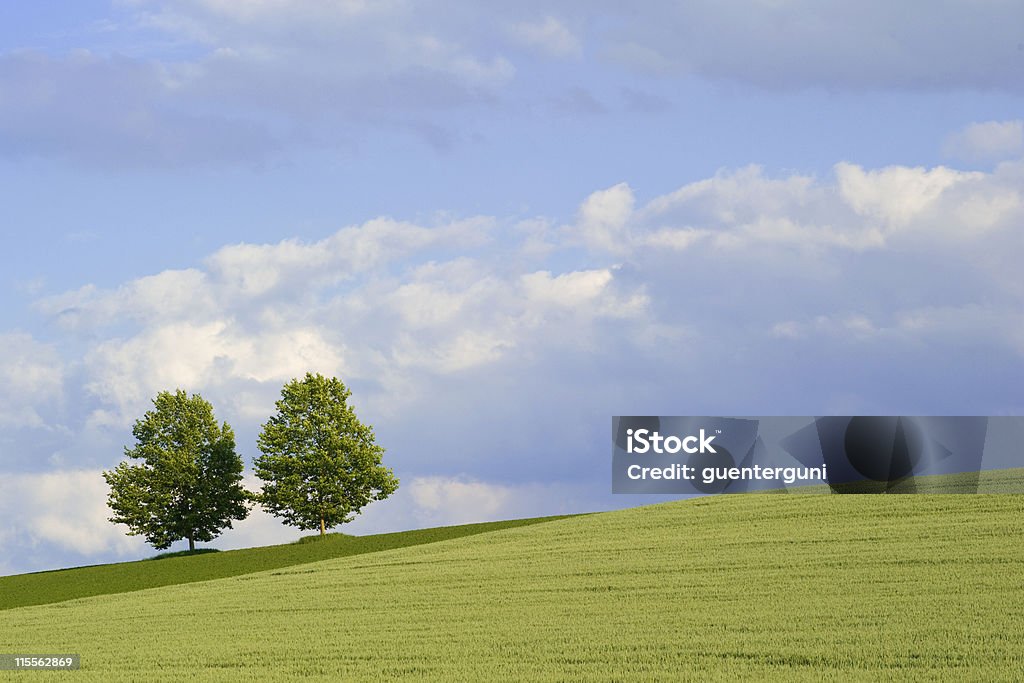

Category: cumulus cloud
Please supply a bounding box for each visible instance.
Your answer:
[615,161,1023,254]
[82,321,346,428]
[28,159,1024,435]
[944,120,1024,163]
[35,209,647,429]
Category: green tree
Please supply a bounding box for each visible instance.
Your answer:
[255,373,398,536]
[103,390,251,552]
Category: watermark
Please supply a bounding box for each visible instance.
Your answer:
[612,416,1024,494]
[0,655,80,670]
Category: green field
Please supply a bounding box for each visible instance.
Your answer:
[2,479,1023,680]
[0,516,573,611]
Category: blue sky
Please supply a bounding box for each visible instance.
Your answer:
[1,1,1023,576]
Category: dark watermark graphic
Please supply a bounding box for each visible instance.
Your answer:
[612,416,1024,494]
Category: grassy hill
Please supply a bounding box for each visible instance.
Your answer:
[2,476,1023,680]
[0,515,574,611]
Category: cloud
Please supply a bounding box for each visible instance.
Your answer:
[596,1,1024,91]
[0,3,516,166]
[35,210,646,428]
[0,332,64,429]
[158,0,1024,93]
[407,476,514,523]
[5,2,1022,167]
[944,120,1024,163]
[39,269,213,329]
[0,468,300,573]
[205,217,494,297]
[619,161,1023,253]
[28,160,1024,417]
[835,163,979,229]
[28,160,1024,433]
[83,321,347,428]
[134,1,520,116]
[0,469,145,565]
[571,182,635,253]
[349,476,596,532]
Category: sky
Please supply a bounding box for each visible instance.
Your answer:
[1,1,1022,576]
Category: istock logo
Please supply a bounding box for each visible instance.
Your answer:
[626,428,717,454]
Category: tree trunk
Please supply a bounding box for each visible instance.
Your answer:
[320,517,325,536]
[188,535,195,552]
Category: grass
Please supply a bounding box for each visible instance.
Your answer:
[1,472,1023,680]
[779,466,1024,495]
[0,515,574,611]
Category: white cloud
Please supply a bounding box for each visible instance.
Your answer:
[29,159,1024,434]
[207,240,329,297]
[0,469,292,571]
[347,475,594,533]
[83,320,346,428]
[618,162,1021,254]
[571,182,635,253]
[215,505,298,550]
[34,209,650,427]
[39,269,213,329]
[944,120,1024,163]
[835,162,979,229]
[0,332,64,429]
[206,217,494,297]
[0,469,144,559]
[521,269,613,308]
[408,476,513,523]
[642,165,816,220]
[84,321,230,427]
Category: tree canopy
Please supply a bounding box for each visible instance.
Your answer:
[255,373,398,535]
[103,390,251,551]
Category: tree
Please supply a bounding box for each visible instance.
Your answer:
[255,373,398,536]
[103,390,251,552]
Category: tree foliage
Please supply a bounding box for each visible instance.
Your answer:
[255,373,398,535]
[103,390,250,551]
